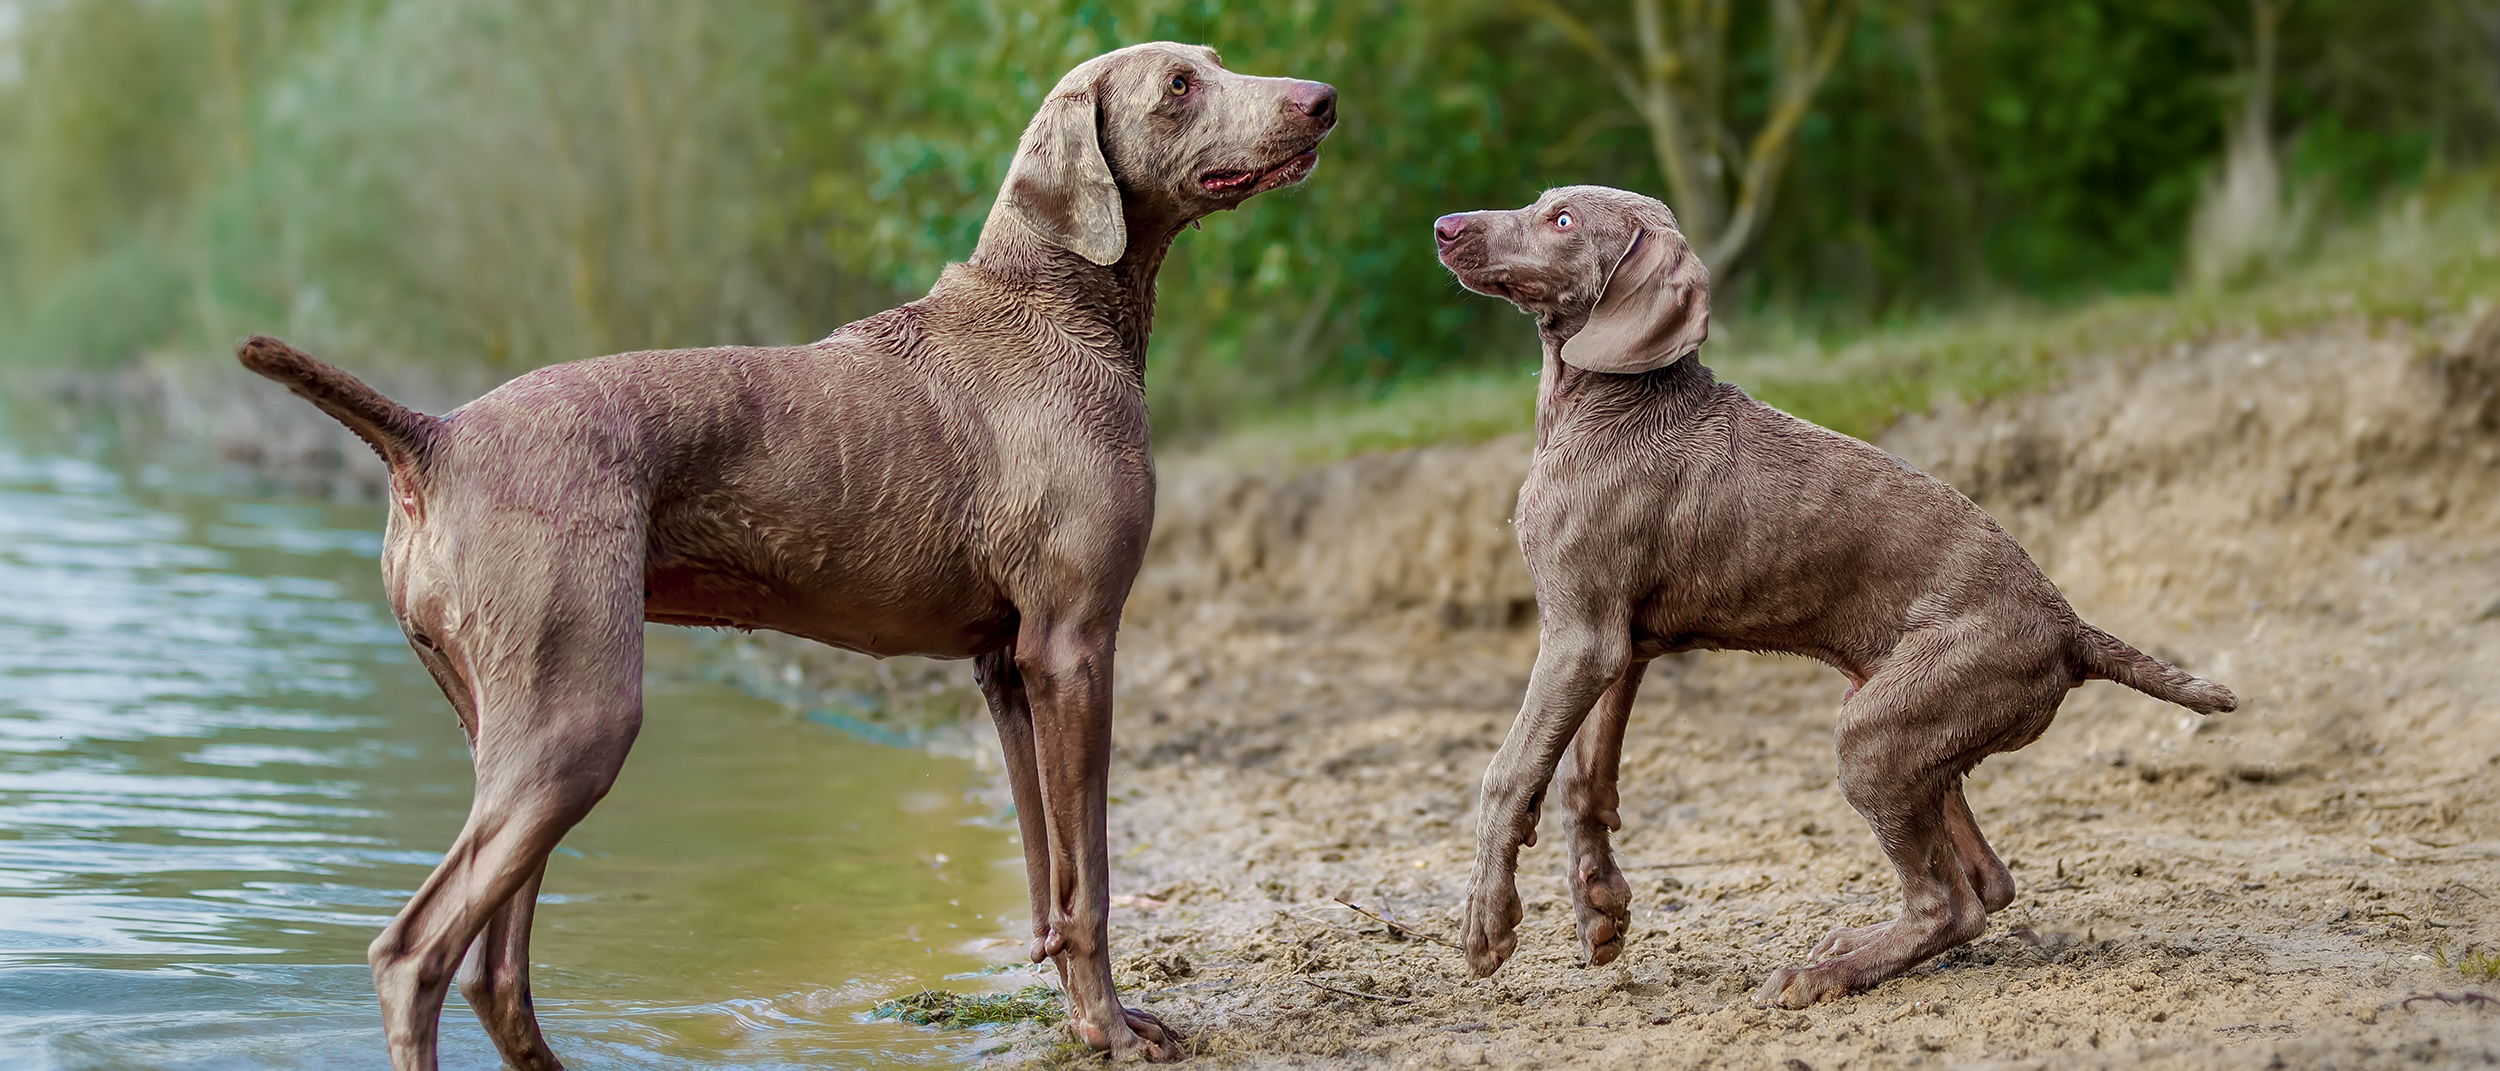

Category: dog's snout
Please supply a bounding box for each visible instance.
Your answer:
[1434,214,1470,246]
[1290,80,1337,124]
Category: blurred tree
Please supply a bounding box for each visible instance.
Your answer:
[0,0,2495,429]
[2188,0,2286,288]
[1519,0,1859,274]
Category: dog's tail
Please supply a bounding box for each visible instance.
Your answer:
[236,335,442,468]
[2074,622,2236,715]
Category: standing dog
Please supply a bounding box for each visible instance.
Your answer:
[240,43,1334,1068]
[1431,186,2233,1007]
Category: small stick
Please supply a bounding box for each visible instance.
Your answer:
[2379,992,2498,1013]
[1332,898,1465,951]
[1302,978,1416,1005]
[1625,855,1767,870]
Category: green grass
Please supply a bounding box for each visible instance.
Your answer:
[1190,366,1538,466]
[871,985,1065,1029]
[2436,944,2500,983]
[1199,176,2500,464]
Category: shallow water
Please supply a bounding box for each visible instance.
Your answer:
[0,443,1021,1069]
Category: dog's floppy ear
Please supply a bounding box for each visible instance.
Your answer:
[1558,226,1711,374]
[1002,86,1127,266]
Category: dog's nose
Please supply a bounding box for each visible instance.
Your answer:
[1291,81,1337,123]
[1434,215,1469,245]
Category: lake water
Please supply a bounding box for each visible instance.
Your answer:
[0,440,1023,1069]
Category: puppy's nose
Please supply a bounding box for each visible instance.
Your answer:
[1434,215,1469,245]
[1291,81,1337,123]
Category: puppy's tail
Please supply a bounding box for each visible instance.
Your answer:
[2074,622,2236,715]
[236,335,441,468]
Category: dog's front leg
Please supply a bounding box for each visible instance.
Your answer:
[1465,614,1629,977]
[972,649,1055,964]
[1016,619,1180,1061]
[1563,659,1647,966]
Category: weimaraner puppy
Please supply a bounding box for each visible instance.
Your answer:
[238,43,1335,1068]
[1431,186,2235,1007]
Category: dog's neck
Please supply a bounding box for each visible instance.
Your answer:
[963,205,1191,383]
[1532,343,1718,449]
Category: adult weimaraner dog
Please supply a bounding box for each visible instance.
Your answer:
[239,42,1335,1068]
[1431,186,2235,1007]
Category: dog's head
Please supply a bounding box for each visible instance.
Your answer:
[1432,186,1710,374]
[1001,42,1338,265]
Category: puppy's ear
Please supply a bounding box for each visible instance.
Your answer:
[1002,87,1127,266]
[1558,226,1710,374]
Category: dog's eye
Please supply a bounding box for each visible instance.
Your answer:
[1555,211,1574,230]
[1167,74,1190,97]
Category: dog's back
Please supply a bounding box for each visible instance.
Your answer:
[1520,358,2057,677]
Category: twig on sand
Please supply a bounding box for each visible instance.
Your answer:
[1332,897,1465,951]
[1302,978,1416,1005]
[1626,855,1767,870]
[2377,992,2498,1014]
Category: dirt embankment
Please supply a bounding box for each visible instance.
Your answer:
[968,318,2500,1068]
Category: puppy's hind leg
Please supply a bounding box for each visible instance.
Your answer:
[1757,640,2060,1008]
[1944,783,2015,912]
[1563,659,1647,966]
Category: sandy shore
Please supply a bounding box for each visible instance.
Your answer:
[86,310,2499,1066]
[947,318,2500,1067]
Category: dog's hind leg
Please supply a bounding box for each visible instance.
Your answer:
[455,861,560,1071]
[1755,634,2060,1008]
[973,648,1055,965]
[1944,783,2015,912]
[1563,659,1647,966]
[371,531,644,1071]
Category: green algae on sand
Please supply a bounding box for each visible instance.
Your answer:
[872,985,1065,1029]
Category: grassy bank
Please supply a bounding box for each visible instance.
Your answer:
[1199,175,2500,465]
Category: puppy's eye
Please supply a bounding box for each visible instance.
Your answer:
[1555,211,1574,230]
[1167,74,1190,96]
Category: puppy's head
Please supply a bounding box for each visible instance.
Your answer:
[1433,186,1710,374]
[1002,42,1338,265]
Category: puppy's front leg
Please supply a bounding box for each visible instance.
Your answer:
[1465,616,1629,977]
[1563,659,1647,966]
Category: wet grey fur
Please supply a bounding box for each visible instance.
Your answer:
[239,42,1335,1068]
[1432,185,2234,1007]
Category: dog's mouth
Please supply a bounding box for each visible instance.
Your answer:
[1200,149,1320,197]
[1444,263,1548,304]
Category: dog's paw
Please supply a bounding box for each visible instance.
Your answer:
[1753,965,1852,1009]
[1071,1004,1182,1062]
[1809,921,1893,960]
[1462,876,1524,977]
[1570,862,1633,965]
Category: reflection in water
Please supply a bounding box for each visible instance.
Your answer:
[0,446,1021,1069]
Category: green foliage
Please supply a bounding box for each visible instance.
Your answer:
[871,985,1065,1029]
[1210,176,2500,459]
[0,0,2493,440]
